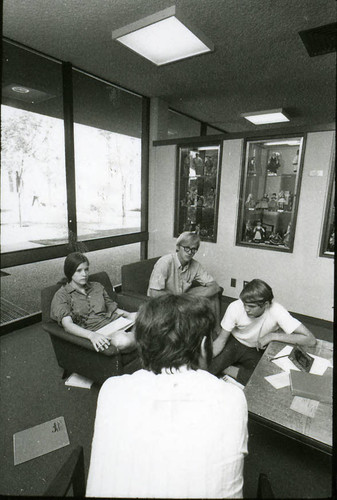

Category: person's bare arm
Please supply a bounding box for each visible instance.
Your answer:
[187,281,221,297]
[148,288,168,298]
[61,316,110,352]
[212,327,231,357]
[258,323,316,349]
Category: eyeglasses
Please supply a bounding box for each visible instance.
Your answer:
[181,246,198,255]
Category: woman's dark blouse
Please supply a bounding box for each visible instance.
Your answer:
[50,281,118,331]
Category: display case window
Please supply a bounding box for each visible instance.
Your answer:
[320,163,335,258]
[174,143,222,242]
[236,136,305,252]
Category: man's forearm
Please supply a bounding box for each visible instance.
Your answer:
[267,331,316,347]
[148,288,168,298]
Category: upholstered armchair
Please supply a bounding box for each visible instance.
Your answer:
[41,271,141,385]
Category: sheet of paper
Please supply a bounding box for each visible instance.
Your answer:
[290,396,320,418]
[65,372,93,389]
[96,316,134,337]
[270,345,333,375]
[265,371,290,389]
[13,417,69,465]
[271,345,300,373]
[308,354,332,376]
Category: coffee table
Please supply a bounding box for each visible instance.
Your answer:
[244,339,333,454]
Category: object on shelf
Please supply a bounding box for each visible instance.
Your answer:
[252,220,266,243]
[255,195,269,209]
[283,223,292,247]
[245,193,256,209]
[204,187,215,208]
[268,232,283,245]
[277,191,286,211]
[267,152,281,175]
[193,152,204,175]
[204,156,216,176]
[292,149,299,172]
[248,156,256,175]
[244,220,254,241]
[268,193,278,211]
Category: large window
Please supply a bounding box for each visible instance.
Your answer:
[73,70,142,240]
[1,42,67,253]
[1,40,148,268]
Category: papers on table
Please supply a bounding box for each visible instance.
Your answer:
[264,345,333,390]
[269,345,332,376]
[264,371,290,389]
[290,396,320,418]
[270,345,299,373]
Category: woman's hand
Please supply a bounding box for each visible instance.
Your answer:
[89,332,111,352]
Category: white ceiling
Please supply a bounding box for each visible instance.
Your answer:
[3,0,336,133]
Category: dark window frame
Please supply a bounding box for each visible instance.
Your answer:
[1,39,150,268]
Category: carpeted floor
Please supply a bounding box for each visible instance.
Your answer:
[0,322,333,498]
[0,297,30,325]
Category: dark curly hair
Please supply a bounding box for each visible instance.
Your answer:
[135,294,214,374]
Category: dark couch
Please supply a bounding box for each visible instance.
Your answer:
[117,256,223,323]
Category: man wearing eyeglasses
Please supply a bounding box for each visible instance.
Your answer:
[147,232,221,309]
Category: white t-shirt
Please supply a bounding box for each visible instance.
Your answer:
[221,299,301,348]
[86,367,248,498]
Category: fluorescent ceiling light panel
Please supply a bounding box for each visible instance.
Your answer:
[112,6,214,65]
[242,109,290,125]
[264,141,300,146]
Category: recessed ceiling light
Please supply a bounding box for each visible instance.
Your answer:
[12,86,30,94]
[241,109,290,125]
[112,5,214,66]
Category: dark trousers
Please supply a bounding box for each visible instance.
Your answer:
[209,334,263,385]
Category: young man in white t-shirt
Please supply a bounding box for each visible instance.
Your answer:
[209,279,316,385]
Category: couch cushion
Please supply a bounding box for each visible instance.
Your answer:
[121,257,160,295]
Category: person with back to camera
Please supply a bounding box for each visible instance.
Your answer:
[86,294,248,498]
[50,252,137,354]
[209,279,316,386]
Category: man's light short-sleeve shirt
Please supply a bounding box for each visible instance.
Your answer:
[86,367,248,498]
[221,299,301,348]
[147,253,215,296]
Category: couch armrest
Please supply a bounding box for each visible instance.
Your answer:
[42,321,119,357]
[115,292,149,312]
